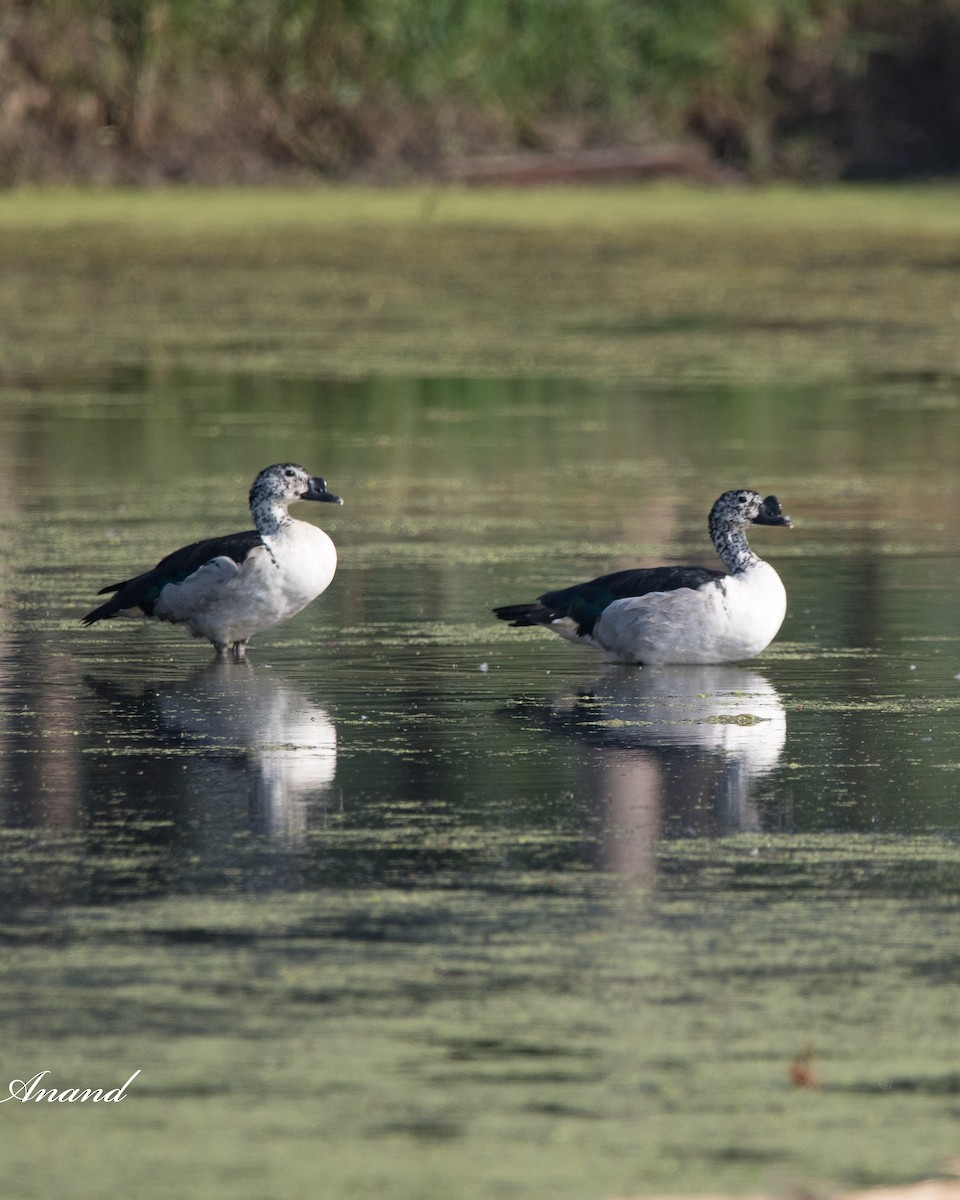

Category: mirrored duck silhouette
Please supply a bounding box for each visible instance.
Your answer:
[84,662,338,856]
[505,665,787,881]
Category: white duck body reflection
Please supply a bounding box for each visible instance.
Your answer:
[153,663,337,846]
[521,667,787,876]
[577,665,787,774]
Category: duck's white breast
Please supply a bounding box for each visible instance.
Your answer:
[263,521,339,616]
[593,562,786,665]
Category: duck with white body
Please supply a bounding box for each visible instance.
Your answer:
[83,463,342,661]
[494,489,791,666]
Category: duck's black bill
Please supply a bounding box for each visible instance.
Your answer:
[303,477,343,505]
[753,495,791,527]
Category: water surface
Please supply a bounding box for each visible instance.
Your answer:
[1,374,959,1198]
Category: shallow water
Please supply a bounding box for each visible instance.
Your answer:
[1,373,959,1198]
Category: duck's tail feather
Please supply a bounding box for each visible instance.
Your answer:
[82,591,129,625]
[493,603,556,627]
[81,573,151,625]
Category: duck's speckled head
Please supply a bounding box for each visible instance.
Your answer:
[709,489,791,534]
[249,463,343,510]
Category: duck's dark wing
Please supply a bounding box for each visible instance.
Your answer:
[494,565,725,637]
[82,530,264,624]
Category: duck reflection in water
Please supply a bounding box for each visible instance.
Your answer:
[512,666,786,881]
[86,661,338,852]
[152,662,338,847]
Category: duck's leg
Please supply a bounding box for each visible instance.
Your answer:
[231,640,249,662]
[212,640,230,659]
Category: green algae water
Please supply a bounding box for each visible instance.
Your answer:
[1,373,959,1198]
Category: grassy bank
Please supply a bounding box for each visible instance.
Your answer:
[3,184,960,386]
[6,1,960,182]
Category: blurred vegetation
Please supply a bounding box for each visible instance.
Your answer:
[3,0,960,183]
[3,184,960,386]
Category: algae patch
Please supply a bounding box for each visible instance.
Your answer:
[6,186,960,386]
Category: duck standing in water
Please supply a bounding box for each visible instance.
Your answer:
[494,489,791,665]
[83,463,342,661]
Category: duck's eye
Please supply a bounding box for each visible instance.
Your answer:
[737,493,747,504]
[284,468,296,478]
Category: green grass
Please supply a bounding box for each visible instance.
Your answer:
[4,184,960,387]
[5,181,960,232]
